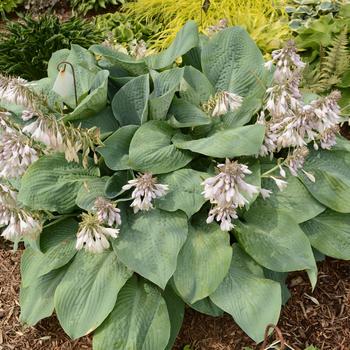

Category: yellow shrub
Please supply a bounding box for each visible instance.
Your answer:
[123,0,291,54]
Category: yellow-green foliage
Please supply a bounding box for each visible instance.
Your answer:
[123,0,291,54]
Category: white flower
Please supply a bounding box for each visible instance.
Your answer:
[23,117,64,150]
[93,197,121,227]
[286,147,309,176]
[206,205,238,231]
[0,129,38,178]
[212,91,243,117]
[271,176,288,191]
[202,159,258,231]
[76,213,119,254]
[302,169,316,183]
[21,110,35,121]
[122,173,168,213]
[129,40,147,59]
[260,188,272,199]
[202,159,259,208]
[0,183,17,206]
[1,210,42,242]
[207,18,229,36]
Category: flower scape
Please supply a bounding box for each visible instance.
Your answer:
[1,21,350,350]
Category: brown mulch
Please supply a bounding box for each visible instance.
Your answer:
[1,236,350,350]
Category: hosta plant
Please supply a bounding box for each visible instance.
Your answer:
[1,22,350,349]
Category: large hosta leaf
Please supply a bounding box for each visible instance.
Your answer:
[113,208,188,289]
[75,177,108,211]
[93,276,171,350]
[18,153,99,213]
[173,224,232,303]
[112,74,149,126]
[145,21,199,70]
[97,125,138,171]
[299,149,350,213]
[156,169,209,217]
[173,124,265,158]
[128,121,193,174]
[201,27,266,97]
[21,218,78,288]
[54,250,132,339]
[260,176,325,223]
[20,267,66,326]
[236,206,317,287]
[301,210,350,260]
[210,245,281,343]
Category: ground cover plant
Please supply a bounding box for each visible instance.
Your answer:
[1,21,350,350]
[0,14,103,81]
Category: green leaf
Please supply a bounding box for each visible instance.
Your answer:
[149,68,184,121]
[236,207,317,288]
[156,169,208,217]
[55,250,132,339]
[129,121,193,174]
[64,70,109,122]
[201,27,266,97]
[173,224,232,303]
[105,171,132,198]
[98,125,138,171]
[113,208,188,289]
[90,44,148,76]
[75,177,109,211]
[20,267,67,326]
[18,153,99,213]
[112,74,150,126]
[168,98,211,128]
[179,66,215,105]
[189,297,224,317]
[93,276,171,350]
[173,124,265,158]
[260,175,325,223]
[145,21,199,70]
[210,245,281,343]
[21,218,78,288]
[163,286,185,350]
[299,149,350,213]
[301,210,350,260]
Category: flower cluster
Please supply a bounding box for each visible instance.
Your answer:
[76,212,119,254]
[203,91,243,117]
[0,184,42,242]
[0,114,39,178]
[258,41,341,182]
[23,115,101,168]
[122,173,168,213]
[93,197,121,227]
[207,19,229,36]
[202,159,259,231]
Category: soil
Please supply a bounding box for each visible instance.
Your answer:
[1,236,350,350]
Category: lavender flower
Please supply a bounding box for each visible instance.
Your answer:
[93,197,121,227]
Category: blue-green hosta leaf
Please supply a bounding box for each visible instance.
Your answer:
[210,245,281,343]
[104,171,132,198]
[163,286,185,350]
[128,121,193,174]
[18,153,99,213]
[173,224,232,303]
[75,177,109,211]
[168,98,211,128]
[173,124,265,158]
[179,66,215,105]
[112,74,149,126]
[236,207,317,288]
[20,267,67,326]
[97,125,138,171]
[93,276,171,350]
[259,175,325,223]
[156,169,208,217]
[89,44,148,76]
[301,210,350,260]
[299,149,350,213]
[20,218,78,288]
[54,250,132,339]
[201,27,266,97]
[113,208,188,289]
[145,21,199,70]
[64,70,109,121]
[149,68,184,121]
[190,297,224,317]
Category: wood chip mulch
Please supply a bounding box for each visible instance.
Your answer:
[1,236,350,350]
